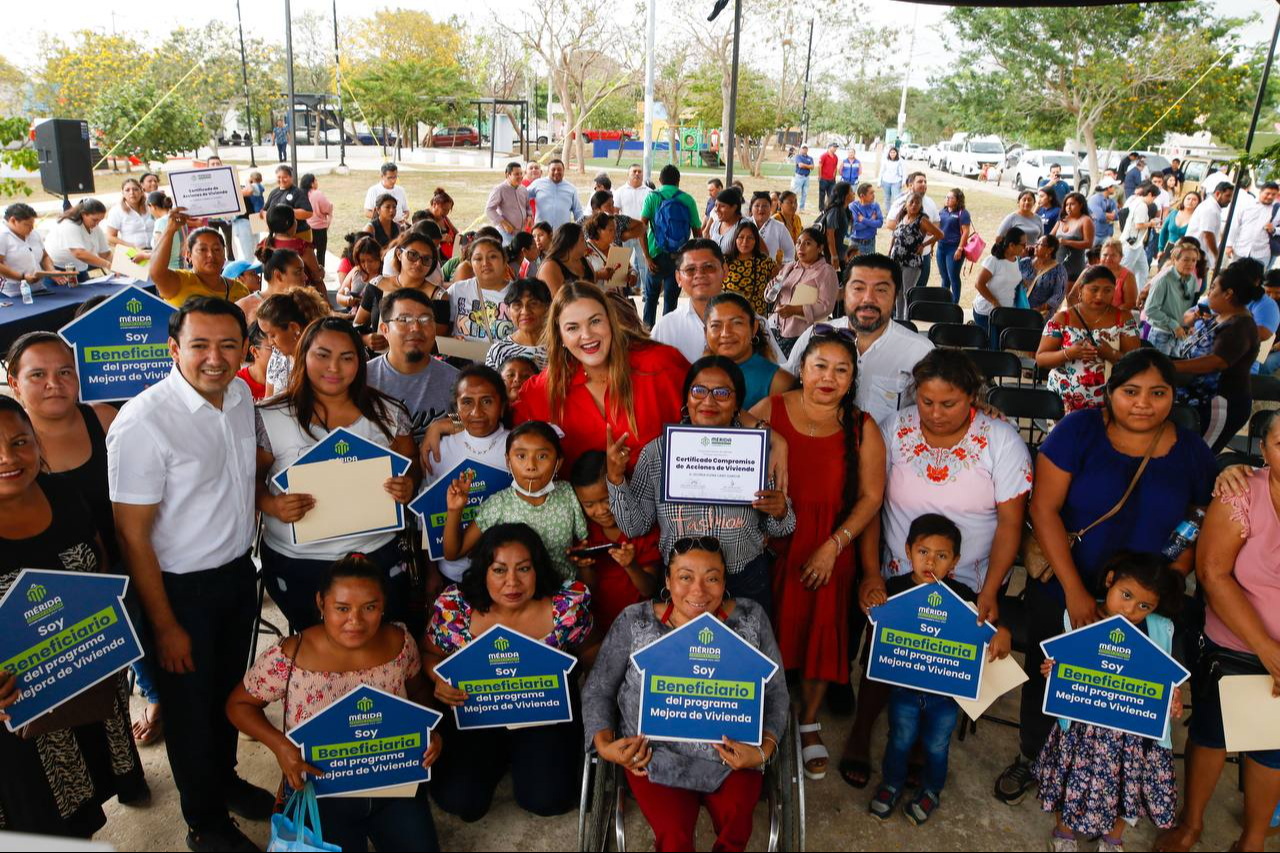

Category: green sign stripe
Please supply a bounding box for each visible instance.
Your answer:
[457,675,560,693]
[1,606,118,675]
[879,626,978,661]
[1057,663,1164,700]
[649,675,755,699]
[310,733,422,761]
[83,344,170,363]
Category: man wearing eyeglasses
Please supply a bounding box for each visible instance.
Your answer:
[366,288,458,443]
[783,253,934,426]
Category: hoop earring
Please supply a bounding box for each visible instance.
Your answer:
[658,587,671,602]
[680,405,691,423]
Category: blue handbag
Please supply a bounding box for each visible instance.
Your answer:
[268,783,342,852]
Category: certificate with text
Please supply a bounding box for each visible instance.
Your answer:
[661,426,768,505]
[168,165,246,218]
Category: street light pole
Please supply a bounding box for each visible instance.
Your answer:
[642,0,656,182]
[800,18,814,144]
[332,0,346,167]
[235,0,256,167]
[724,0,742,183]
[284,0,298,175]
[896,5,919,143]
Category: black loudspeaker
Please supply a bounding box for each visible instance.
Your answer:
[35,119,95,196]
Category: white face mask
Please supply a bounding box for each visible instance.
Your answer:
[511,461,561,498]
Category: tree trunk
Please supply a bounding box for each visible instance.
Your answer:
[1083,123,1100,192]
[577,133,587,174]
[559,91,575,168]
[668,125,678,164]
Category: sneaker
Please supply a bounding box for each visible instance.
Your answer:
[868,783,903,821]
[1097,836,1124,852]
[224,777,276,821]
[994,754,1036,805]
[903,789,939,826]
[186,819,260,852]
[1048,831,1077,852]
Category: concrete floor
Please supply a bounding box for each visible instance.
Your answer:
[85,596,1274,852]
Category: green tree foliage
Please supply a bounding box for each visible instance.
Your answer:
[941,2,1257,181]
[346,61,473,147]
[689,66,777,175]
[0,116,38,198]
[88,80,205,165]
[37,31,150,118]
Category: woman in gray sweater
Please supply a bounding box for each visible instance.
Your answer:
[582,539,789,851]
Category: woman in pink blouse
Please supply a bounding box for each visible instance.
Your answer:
[423,522,593,823]
[1158,412,1280,853]
[301,172,334,270]
[227,554,443,852]
[767,226,839,358]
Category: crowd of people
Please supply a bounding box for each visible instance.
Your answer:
[0,147,1278,853]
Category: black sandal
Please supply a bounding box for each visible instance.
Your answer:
[839,757,872,789]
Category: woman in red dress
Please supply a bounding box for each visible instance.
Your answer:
[749,326,886,782]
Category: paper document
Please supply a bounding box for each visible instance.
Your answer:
[605,245,632,289]
[436,336,492,362]
[168,165,247,218]
[288,456,397,544]
[956,654,1029,722]
[790,284,818,306]
[1220,675,1280,752]
[109,245,149,281]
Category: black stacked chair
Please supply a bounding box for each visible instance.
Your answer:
[894,318,919,333]
[905,286,955,306]
[928,322,989,349]
[1000,326,1044,353]
[907,301,964,326]
[967,350,1024,388]
[987,386,1064,449]
[990,307,1046,347]
[1169,405,1201,435]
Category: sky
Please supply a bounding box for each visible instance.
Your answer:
[5,0,1274,89]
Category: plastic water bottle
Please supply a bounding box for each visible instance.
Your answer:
[19,280,32,305]
[1162,507,1206,561]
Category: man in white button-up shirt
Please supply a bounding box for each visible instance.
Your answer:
[108,297,272,851]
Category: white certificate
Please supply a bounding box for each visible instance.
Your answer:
[168,165,247,218]
[661,426,769,505]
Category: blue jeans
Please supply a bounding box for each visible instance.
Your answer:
[643,252,680,327]
[936,243,962,302]
[882,182,902,211]
[1262,349,1280,376]
[276,142,287,161]
[883,687,959,794]
[316,785,440,852]
[918,251,933,288]
[792,174,811,210]
[973,311,997,349]
[1146,327,1178,356]
[624,237,648,297]
[852,236,877,256]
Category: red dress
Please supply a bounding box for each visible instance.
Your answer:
[768,395,862,683]
[513,342,689,472]
[583,522,662,631]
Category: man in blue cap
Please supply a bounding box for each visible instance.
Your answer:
[223,258,262,297]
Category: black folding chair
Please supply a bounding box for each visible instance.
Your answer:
[987,387,1064,448]
[906,286,955,306]
[894,318,919,333]
[928,322,989,349]
[1218,409,1274,469]
[908,301,964,325]
[1169,405,1200,435]
[967,350,1023,388]
[990,307,1046,345]
[1000,326,1045,353]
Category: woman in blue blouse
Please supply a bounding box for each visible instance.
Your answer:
[936,189,973,303]
[1019,234,1068,318]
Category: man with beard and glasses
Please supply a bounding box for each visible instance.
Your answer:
[366,288,459,442]
[783,253,934,426]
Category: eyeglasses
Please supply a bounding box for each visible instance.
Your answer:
[388,316,434,328]
[673,536,723,555]
[811,323,856,343]
[679,263,720,276]
[399,248,431,265]
[689,384,734,401]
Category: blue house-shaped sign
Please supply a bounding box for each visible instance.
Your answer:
[0,569,143,732]
[1041,614,1190,741]
[433,624,577,729]
[865,581,996,701]
[409,460,512,561]
[287,684,443,797]
[58,285,175,403]
[631,612,778,745]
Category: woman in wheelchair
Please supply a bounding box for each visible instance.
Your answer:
[581,538,790,852]
[423,522,593,822]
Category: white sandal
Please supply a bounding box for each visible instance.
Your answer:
[799,723,828,780]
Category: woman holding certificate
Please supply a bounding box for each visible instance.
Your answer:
[748,328,885,781]
[227,553,443,852]
[256,317,419,633]
[425,523,591,822]
[606,355,794,610]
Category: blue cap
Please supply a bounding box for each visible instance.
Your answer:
[223,259,262,278]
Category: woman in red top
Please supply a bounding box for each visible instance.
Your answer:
[514,281,688,471]
[427,187,459,261]
[748,327,886,781]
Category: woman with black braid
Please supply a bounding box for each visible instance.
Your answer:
[747,327,886,781]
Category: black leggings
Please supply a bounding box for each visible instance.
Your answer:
[429,710,581,822]
[1016,582,1068,760]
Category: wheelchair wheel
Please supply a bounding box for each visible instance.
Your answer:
[771,713,805,851]
[578,751,616,852]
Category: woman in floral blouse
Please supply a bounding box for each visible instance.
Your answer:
[1036,265,1141,413]
[723,220,777,316]
[228,553,443,852]
[840,350,1028,788]
[423,522,592,822]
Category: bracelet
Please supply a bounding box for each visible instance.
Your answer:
[828,535,843,554]
[755,743,768,767]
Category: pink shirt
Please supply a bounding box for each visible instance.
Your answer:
[1204,468,1280,654]
[771,259,839,338]
[307,189,334,231]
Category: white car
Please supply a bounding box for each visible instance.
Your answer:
[1012,150,1081,194]
[900,142,923,160]
[949,139,1005,178]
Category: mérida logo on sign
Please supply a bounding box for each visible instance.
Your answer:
[58,285,176,404]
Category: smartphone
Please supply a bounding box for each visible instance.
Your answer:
[568,543,615,559]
